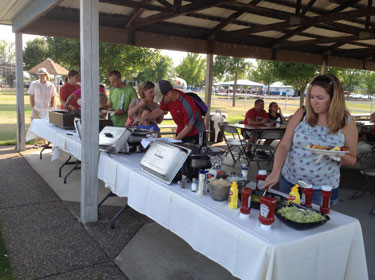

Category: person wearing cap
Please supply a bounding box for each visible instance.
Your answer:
[106,70,137,127]
[142,80,205,143]
[28,67,57,148]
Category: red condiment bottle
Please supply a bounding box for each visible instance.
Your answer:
[258,196,276,230]
[240,187,252,218]
[320,185,332,214]
[301,183,314,208]
[256,170,267,190]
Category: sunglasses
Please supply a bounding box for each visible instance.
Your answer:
[312,75,333,86]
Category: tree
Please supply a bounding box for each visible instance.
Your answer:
[272,62,319,106]
[23,37,50,70]
[176,53,206,87]
[214,56,249,106]
[137,55,174,82]
[250,60,276,94]
[24,37,163,84]
[0,40,16,86]
[361,71,375,98]
[0,39,15,64]
[333,68,362,93]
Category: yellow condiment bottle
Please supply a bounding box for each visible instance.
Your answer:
[228,181,239,209]
[288,184,301,204]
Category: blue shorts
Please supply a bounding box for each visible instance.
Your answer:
[279,174,338,206]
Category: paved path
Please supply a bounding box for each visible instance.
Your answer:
[0,146,149,279]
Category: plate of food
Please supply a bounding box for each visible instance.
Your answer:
[305,144,349,157]
[276,203,330,230]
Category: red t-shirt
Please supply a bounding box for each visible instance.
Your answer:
[244,108,269,125]
[60,83,80,111]
[159,90,205,137]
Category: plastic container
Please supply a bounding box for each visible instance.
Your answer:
[259,196,276,230]
[209,182,231,201]
[198,171,205,197]
[241,164,248,179]
[240,187,252,218]
[191,178,198,192]
[288,184,300,204]
[320,185,332,214]
[276,117,281,128]
[228,181,239,209]
[256,170,267,190]
[299,181,313,208]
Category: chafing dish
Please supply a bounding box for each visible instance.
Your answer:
[49,110,80,129]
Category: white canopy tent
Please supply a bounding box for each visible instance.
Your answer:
[220,80,263,87]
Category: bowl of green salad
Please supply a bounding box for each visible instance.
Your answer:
[276,203,330,230]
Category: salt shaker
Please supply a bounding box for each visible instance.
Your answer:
[191,178,198,192]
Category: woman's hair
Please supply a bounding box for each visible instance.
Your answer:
[138,106,152,117]
[370,112,375,122]
[268,102,277,114]
[305,74,349,133]
[136,81,155,98]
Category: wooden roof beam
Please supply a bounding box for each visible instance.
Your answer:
[156,0,172,9]
[205,0,261,39]
[229,7,375,36]
[301,0,317,16]
[129,0,234,29]
[100,0,168,12]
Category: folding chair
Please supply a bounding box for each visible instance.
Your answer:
[253,130,284,169]
[220,123,249,167]
[351,142,375,215]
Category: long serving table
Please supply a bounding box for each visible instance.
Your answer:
[28,119,369,279]
[26,119,82,183]
[99,152,368,280]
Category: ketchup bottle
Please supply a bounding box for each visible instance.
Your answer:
[258,196,276,230]
[320,185,332,214]
[256,170,267,190]
[301,183,314,208]
[240,187,252,218]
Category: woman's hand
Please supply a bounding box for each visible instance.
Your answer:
[277,106,282,114]
[261,172,280,190]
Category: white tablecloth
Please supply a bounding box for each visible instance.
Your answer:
[99,152,368,280]
[26,119,81,160]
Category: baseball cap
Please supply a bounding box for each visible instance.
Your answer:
[154,80,173,103]
[36,67,49,75]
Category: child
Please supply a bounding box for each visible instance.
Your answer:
[359,112,375,142]
[137,107,161,138]
[99,93,108,119]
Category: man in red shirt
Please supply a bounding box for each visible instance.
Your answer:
[244,99,270,158]
[143,80,205,144]
[59,70,80,111]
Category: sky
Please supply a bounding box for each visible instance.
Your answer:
[0,24,187,65]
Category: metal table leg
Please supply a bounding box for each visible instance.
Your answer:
[63,160,81,184]
[40,142,52,159]
[59,156,72,177]
[111,203,128,229]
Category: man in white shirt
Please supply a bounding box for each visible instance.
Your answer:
[28,67,57,147]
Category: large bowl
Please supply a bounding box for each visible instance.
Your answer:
[275,204,330,230]
[208,181,231,201]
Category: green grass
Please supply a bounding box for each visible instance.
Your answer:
[0,89,374,145]
[0,224,13,280]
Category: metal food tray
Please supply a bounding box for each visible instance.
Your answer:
[140,140,191,184]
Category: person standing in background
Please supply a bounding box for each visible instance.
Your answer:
[106,70,137,127]
[28,67,57,148]
[59,70,80,111]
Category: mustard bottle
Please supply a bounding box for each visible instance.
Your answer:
[288,184,301,204]
[228,181,239,209]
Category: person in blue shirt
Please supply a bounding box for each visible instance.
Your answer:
[137,107,161,138]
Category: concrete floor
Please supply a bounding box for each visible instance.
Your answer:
[20,145,375,280]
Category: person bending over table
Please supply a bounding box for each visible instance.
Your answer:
[141,80,205,144]
[106,70,137,127]
[59,70,80,111]
[243,99,270,158]
[127,81,163,127]
[268,102,286,123]
[261,74,358,205]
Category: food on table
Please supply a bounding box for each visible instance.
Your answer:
[277,206,326,223]
[209,178,231,187]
